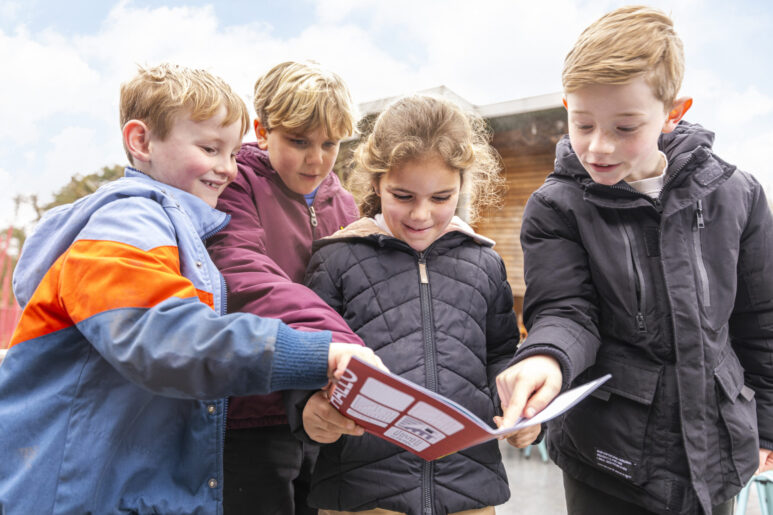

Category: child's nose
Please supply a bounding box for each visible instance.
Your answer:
[411,202,431,221]
[217,156,238,181]
[589,130,614,154]
[306,146,324,165]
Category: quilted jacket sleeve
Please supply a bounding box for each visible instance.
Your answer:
[484,250,520,401]
[728,175,773,449]
[515,188,602,389]
[305,243,348,322]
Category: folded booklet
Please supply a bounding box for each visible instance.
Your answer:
[329,356,611,461]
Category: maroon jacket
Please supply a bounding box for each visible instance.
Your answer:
[207,142,362,429]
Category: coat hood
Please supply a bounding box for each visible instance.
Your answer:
[13,168,228,308]
[236,142,344,205]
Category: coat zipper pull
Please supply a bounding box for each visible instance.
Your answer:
[636,312,647,332]
[309,205,318,228]
[418,255,429,284]
[696,200,705,229]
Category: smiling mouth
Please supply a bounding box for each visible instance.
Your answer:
[202,180,224,189]
[589,162,620,172]
[404,224,431,233]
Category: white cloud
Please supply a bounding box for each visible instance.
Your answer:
[2,0,773,230]
[714,86,773,127]
[719,128,773,191]
[0,1,23,24]
[0,28,100,147]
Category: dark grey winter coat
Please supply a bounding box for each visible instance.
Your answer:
[516,121,773,514]
[304,218,517,515]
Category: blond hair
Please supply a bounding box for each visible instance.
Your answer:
[562,5,684,106]
[120,63,250,162]
[253,61,354,140]
[349,95,503,225]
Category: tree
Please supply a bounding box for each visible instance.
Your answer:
[41,165,124,212]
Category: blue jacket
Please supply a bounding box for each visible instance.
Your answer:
[0,168,332,514]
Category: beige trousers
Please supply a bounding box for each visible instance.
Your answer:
[319,507,495,515]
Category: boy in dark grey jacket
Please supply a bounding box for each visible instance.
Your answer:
[503,6,773,515]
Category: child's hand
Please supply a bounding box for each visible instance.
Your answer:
[328,342,388,381]
[302,390,365,443]
[758,448,773,474]
[496,355,562,428]
[493,416,541,448]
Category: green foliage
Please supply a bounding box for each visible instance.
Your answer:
[41,165,124,212]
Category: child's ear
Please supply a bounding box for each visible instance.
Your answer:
[372,178,381,196]
[254,119,269,150]
[562,97,568,109]
[123,120,152,164]
[662,97,693,133]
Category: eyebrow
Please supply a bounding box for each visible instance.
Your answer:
[387,186,457,195]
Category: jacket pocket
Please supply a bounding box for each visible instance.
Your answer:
[714,350,758,486]
[559,356,661,485]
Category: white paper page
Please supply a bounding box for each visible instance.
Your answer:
[493,373,611,434]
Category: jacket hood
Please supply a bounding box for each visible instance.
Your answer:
[236,142,273,178]
[554,120,716,183]
[13,168,228,308]
[316,215,495,250]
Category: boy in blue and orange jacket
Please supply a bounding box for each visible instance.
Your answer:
[0,63,382,515]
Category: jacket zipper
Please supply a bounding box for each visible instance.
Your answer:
[590,152,699,332]
[418,251,436,515]
[617,217,647,333]
[692,199,710,307]
[309,205,318,230]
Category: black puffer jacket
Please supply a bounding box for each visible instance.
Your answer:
[516,121,773,514]
[304,218,517,515]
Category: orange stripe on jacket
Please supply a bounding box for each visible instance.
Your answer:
[10,239,213,347]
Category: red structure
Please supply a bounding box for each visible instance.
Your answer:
[0,226,22,349]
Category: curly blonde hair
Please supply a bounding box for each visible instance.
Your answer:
[348,95,503,225]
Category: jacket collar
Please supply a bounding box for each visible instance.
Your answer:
[124,167,229,239]
[314,215,495,252]
[236,142,342,205]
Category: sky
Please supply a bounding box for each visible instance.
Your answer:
[1,0,772,229]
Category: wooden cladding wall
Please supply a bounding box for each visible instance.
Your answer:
[475,149,555,307]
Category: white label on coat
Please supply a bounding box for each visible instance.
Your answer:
[595,449,634,479]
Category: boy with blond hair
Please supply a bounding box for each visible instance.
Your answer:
[500,6,773,514]
[0,63,381,514]
[206,61,365,513]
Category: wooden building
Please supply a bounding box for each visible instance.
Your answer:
[338,87,568,315]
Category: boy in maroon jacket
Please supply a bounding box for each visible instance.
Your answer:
[207,61,363,514]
